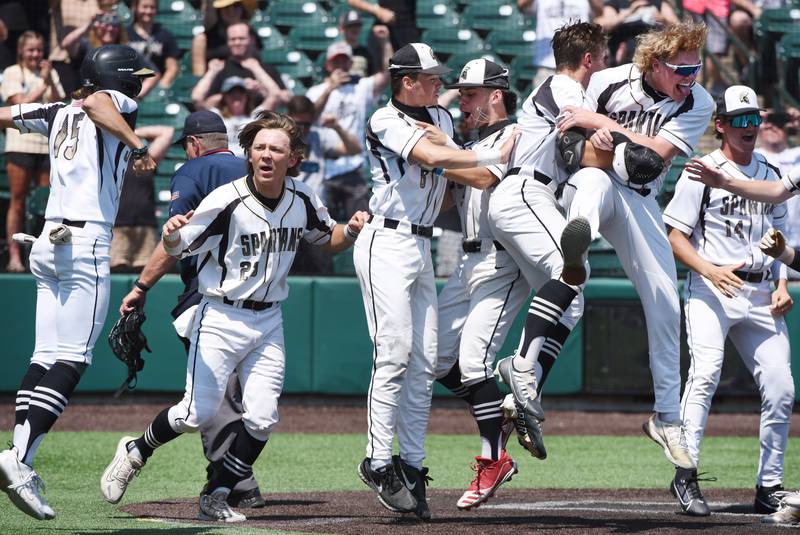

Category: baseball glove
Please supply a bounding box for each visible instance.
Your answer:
[108,310,152,397]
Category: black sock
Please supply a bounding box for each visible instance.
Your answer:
[14,363,49,428]
[515,280,577,371]
[436,362,472,403]
[15,361,82,465]
[208,421,267,492]
[468,379,505,460]
[537,322,571,393]
[132,407,181,461]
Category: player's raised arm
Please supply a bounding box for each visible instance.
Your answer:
[685,157,796,203]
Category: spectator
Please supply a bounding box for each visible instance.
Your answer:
[127,0,180,90]
[518,0,603,85]
[286,95,362,275]
[191,21,287,111]
[190,0,260,76]
[595,0,678,66]
[61,6,161,99]
[110,124,175,273]
[338,9,378,78]
[212,76,262,158]
[347,0,418,68]
[1,30,65,272]
[306,40,390,221]
[758,111,800,272]
[48,0,101,94]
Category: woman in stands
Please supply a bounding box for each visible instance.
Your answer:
[0,31,65,272]
[127,0,181,91]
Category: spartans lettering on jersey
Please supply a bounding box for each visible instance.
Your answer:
[720,195,776,216]
[608,110,666,138]
[240,227,304,256]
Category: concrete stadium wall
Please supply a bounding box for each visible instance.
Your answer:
[0,274,797,399]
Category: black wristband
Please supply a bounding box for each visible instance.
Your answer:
[130,145,149,160]
[134,279,150,292]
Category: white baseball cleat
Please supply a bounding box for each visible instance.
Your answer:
[0,449,55,520]
[101,436,144,504]
[642,414,696,470]
[762,503,800,525]
[560,216,591,286]
[198,488,246,522]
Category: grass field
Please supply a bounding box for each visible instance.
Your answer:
[0,431,797,534]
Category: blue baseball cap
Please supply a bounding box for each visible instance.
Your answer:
[175,110,227,145]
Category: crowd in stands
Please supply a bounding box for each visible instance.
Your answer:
[0,0,797,275]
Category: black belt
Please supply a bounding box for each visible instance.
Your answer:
[368,215,433,238]
[59,219,87,228]
[223,297,276,311]
[505,167,553,187]
[462,240,505,253]
[733,270,769,283]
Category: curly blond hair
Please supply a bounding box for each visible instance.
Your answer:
[239,111,306,177]
[632,22,707,74]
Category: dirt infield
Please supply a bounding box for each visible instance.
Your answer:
[122,488,785,534]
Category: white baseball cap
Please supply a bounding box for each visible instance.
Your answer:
[716,85,762,117]
[447,58,509,89]
[326,41,353,61]
[389,43,451,76]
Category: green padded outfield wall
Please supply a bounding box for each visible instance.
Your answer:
[0,274,797,399]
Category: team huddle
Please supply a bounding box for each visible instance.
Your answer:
[0,16,799,526]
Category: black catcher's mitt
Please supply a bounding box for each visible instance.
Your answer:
[108,310,152,397]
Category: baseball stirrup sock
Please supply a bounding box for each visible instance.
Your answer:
[513,280,577,372]
[15,361,81,465]
[209,422,267,491]
[13,363,48,428]
[436,362,471,403]
[469,379,505,460]
[537,322,571,393]
[132,408,180,460]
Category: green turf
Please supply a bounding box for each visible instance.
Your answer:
[0,431,797,534]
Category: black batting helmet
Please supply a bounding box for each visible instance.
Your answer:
[80,45,155,99]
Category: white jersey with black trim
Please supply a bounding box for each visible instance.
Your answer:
[13,89,138,226]
[365,99,453,227]
[585,64,714,192]
[663,149,787,273]
[510,74,589,185]
[164,175,336,303]
[451,120,514,240]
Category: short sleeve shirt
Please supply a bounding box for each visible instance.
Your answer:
[126,23,180,74]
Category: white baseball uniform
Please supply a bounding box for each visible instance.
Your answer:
[564,64,715,416]
[488,74,588,332]
[354,98,452,467]
[162,175,336,441]
[437,121,531,386]
[13,91,138,366]
[663,150,793,485]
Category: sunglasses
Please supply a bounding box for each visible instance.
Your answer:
[661,60,702,77]
[728,113,762,128]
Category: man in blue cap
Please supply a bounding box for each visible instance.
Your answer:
[116,110,265,508]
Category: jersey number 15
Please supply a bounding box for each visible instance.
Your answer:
[53,112,86,161]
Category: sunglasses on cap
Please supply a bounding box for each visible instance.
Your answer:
[661,60,702,77]
[727,113,762,128]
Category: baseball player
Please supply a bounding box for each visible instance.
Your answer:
[101,112,368,522]
[0,44,155,520]
[556,21,715,469]
[118,110,266,508]
[427,59,529,510]
[488,21,608,458]
[354,43,516,521]
[663,85,794,517]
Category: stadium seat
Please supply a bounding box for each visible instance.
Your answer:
[158,6,202,51]
[254,23,289,51]
[261,49,318,84]
[288,23,341,56]
[777,32,800,101]
[445,51,506,84]
[138,92,190,128]
[657,155,688,208]
[420,28,484,57]
[510,54,537,92]
[266,0,331,32]
[485,28,536,60]
[169,72,199,104]
[416,0,461,30]
[755,7,800,90]
[461,2,526,34]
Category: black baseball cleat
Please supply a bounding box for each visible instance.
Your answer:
[228,487,266,508]
[755,484,788,514]
[357,458,417,513]
[670,467,712,516]
[392,456,432,521]
[559,216,591,286]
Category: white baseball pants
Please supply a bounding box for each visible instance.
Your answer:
[565,167,681,415]
[29,220,112,366]
[167,297,286,442]
[682,272,793,485]
[353,224,437,467]
[436,247,531,385]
